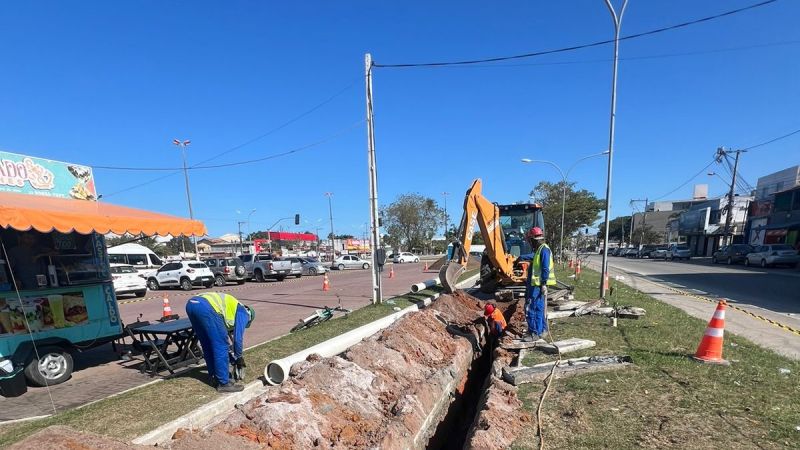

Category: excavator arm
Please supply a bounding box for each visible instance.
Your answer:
[440,179,519,293]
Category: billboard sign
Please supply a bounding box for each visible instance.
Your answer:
[0,150,96,201]
[678,207,710,234]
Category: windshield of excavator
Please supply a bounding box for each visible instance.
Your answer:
[499,206,544,257]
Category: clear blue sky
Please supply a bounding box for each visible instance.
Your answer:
[1,1,798,238]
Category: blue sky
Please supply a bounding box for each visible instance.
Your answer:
[0,1,798,238]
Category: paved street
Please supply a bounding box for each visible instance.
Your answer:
[1,263,440,422]
[587,254,800,359]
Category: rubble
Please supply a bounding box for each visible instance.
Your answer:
[536,338,596,354]
[502,355,634,386]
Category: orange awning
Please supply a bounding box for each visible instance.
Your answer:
[0,191,206,236]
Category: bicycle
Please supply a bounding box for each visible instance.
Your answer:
[290,302,352,332]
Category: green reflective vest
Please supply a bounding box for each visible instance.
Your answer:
[531,243,557,287]
[199,292,240,328]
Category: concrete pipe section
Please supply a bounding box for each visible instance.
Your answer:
[410,277,440,293]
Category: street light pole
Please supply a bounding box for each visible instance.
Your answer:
[600,0,628,299]
[365,53,383,305]
[172,139,200,259]
[442,192,449,237]
[521,151,609,261]
[325,192,335,264]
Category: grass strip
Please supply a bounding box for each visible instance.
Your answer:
[0,287,446,447]
[512,269,800,449]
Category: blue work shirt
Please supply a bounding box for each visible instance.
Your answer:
[518,245,552,298]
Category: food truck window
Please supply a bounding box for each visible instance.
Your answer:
[1,229,106,291]
[127,254,147,266]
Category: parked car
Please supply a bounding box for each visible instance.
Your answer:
[393,252,420,263]
[637,245,658,258]
[202,256,247,286]
[239,253,293,282]
[712,244,753,265]
[332,255,371,270]
[624,247,638,258]
[288,257,327,276]
[281,258,303,278]
[110,264,147,297]
[650,246,668,259]
[107,243,163,272]
[665,244,691,261]
[744,244,799,268]
[146,261,215,291]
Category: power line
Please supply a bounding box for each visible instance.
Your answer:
[741,127,800,150]
[373,0,779,68]
[652,159,717,201]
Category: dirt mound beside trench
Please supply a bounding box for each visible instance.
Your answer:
[168,293,485,449]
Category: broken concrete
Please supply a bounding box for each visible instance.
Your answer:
[547,310,575,319]
[536,338,596,354]
[554,301,588,311]
[502,355,634,386]
[617,306,646,319]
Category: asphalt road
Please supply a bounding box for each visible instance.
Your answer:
[592,255,800,316]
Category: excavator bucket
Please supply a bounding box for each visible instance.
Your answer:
[439,262,466,294]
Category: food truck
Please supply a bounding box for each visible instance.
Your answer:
[0,151,205,394]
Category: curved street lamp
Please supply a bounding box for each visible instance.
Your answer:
[521,151,609,261]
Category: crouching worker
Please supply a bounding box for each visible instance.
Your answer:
[483,303,507,337]
[186,292,254,393]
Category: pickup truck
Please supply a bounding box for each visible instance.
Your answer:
[239,253,293,282]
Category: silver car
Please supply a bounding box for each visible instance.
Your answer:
[332,255,371,270]
[745,244,799,268]
[665,244,691,260]
[288,257,327,276]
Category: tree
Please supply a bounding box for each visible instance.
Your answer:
[529,181,604,253]
[633,225,662,246]
[382,194,442,251]
[165,236,193,255]
[598,216,632,245]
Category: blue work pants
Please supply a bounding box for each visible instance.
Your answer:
[186,299,230,386]
[526,286,548,337]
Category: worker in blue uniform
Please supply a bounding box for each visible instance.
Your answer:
[185,292,254,392]
[517,226,556,342]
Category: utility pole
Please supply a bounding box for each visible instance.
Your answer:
[325,192,335,264]
[599,0,628,299]
[172,139,200,259]
[365,53,383,305]
[717,147,746,245]
[237,221,246,254]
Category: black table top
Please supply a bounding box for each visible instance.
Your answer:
[135,318,193,334]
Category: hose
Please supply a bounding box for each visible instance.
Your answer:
[535,318,561,450]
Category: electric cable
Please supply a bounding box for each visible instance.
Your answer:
[373,0,779,68]
[742,127,800,151]
[652,159,717,201]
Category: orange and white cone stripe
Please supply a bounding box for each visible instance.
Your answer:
[693,300,729,365]
[162,295,172,318]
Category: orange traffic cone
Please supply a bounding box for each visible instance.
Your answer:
[162,294,172,318]
[389,265,395,279]
[575,260,581,279]
[603,272,610,291]
[322,273,330,292]
[693,300,729,365]
[423,261,429,271]
[568,259,573,269]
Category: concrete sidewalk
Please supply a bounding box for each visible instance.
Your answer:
[588,261,800,361]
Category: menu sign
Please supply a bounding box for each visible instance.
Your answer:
[0,292,89,335]
[0,151,96,201]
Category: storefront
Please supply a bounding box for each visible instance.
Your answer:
[0,151,204,395]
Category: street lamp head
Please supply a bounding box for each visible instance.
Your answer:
[520,158,533,163]
[601,150,610,155]
[707,172,716,176]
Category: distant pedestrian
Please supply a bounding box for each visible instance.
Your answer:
[483,303,507,337]
[517,226,556,341]
[185,292,254,392]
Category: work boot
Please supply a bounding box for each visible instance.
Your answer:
[522,333,540,343]
[217,382,244,393]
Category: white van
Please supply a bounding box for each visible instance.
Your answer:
[107,243,163,272]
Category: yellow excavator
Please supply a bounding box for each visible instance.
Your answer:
[439,178,546,294]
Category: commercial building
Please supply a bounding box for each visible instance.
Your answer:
[746,166,800,247]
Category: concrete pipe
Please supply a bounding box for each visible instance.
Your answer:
[265,304,419,385]
[410,277,440,293]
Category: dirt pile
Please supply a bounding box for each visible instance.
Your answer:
[7,425,145,450]
[166,293,484,449]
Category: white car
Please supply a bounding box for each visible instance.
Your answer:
[110,264,147,297]
[332,255,371,270]
[745,244,799,268]
[392,252,420,263]
[146,261,215,291]
[665,244,691,260]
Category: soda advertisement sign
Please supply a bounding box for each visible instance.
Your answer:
[0,151,96,201]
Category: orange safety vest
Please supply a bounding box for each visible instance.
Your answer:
[488,309,507,332]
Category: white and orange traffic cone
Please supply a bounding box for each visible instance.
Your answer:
[568,259,573,269]
[603,272,610,292]
[423,261,429,271]
[389,265,394,279]
[575,260,581,280]
[693,300,730,365]
[322,273,330,292]
[162,294,172,319]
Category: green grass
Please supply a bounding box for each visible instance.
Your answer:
[0,288,445,447]
[512,269,800,449]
